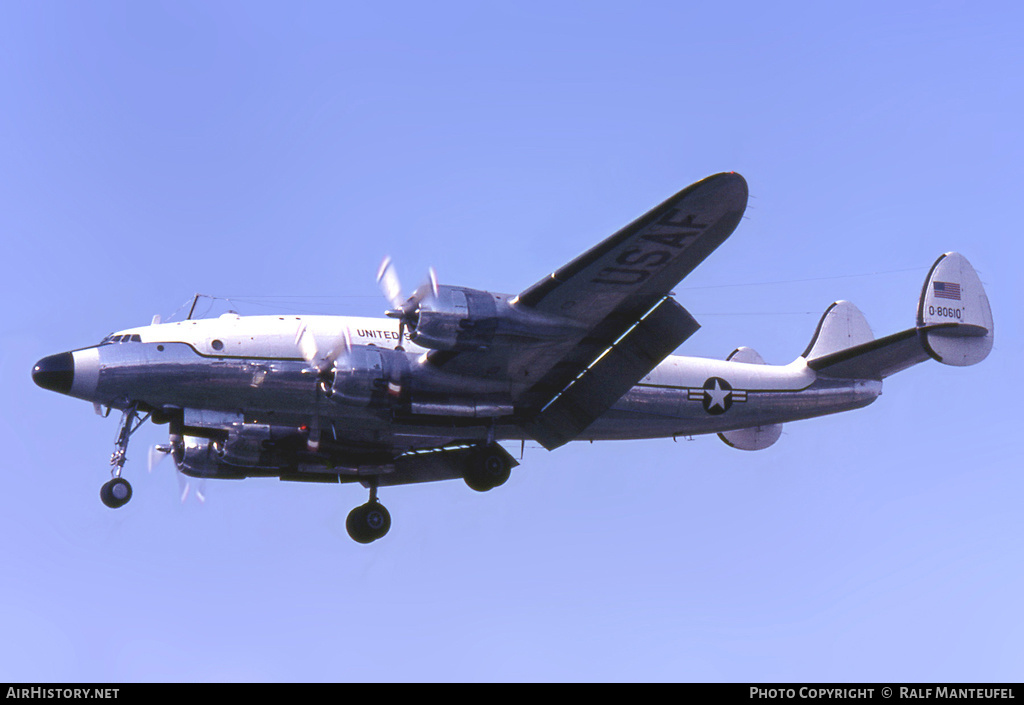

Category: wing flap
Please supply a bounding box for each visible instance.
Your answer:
[523,297,700,449]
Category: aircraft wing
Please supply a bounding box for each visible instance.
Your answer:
[428,172,749,448]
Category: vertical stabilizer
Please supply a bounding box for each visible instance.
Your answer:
[802,300,874,360]
[726,346,767,364]
[719,346,783,450]
[918,252,993,366]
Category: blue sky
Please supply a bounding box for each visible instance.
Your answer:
[2,1,1021,682]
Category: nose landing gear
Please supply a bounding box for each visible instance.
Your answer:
[101,402,148,509]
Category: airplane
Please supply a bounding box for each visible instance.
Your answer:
[31,172,993,543]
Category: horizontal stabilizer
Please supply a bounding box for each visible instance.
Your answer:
[807,328,930,380]
[808,252,992,380]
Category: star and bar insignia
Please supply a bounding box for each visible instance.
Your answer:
[688,377,748,415]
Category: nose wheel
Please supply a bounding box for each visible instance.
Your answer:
[100,477,133,508]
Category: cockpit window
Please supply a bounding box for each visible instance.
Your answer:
[100,333,142,345]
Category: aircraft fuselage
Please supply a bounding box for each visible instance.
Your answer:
[41,313,879,456]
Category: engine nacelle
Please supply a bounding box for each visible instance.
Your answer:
[175,435,245,478]
[214,423,307,466]
[175,424,307,478]
[328,346,408,406]
[408,285,500,351]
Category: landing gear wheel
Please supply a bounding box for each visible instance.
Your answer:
[100,477,133,509]
[464,446,511,492]
[346,501,391,544]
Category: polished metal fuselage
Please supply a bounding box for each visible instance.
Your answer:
[65,314,881,455]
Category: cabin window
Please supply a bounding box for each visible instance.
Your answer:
[211,339,224,351]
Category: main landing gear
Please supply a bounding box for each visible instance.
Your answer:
[346,482,391,544]
[344,444,515,544]
[100,403,148,509]
[463,445,512,492]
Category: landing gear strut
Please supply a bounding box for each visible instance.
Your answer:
[101,402,148,509]
[346,481,391,544]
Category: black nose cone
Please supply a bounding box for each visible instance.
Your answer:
[33,352,74,394]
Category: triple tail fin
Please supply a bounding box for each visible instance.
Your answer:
[804,252,993,380]
[718,346,784,451]
[802,300,875,360]
[916,252,994,366]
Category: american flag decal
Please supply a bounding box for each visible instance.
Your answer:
[933,281,961,301]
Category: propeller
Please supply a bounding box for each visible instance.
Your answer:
[377,255,405,312]
[148,442,173,473]
[148,441,206,504]
[295,324,352,384]
[376,256,438,349]
[295,323,352,451]
[177,473,207,505]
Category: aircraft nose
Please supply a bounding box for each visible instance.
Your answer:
[32,352,75,394]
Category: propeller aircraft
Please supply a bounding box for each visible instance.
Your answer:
[32,173,993,542]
